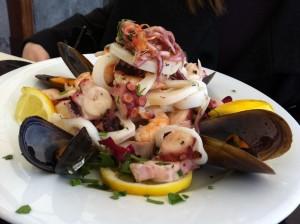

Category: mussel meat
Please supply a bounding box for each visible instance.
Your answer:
[19,116,98,175]
[199,109,292,173]
[35,74,75,91]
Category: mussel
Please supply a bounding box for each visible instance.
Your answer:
[57,42,93,77]
[199,109,292,173]
[19,116,98,175]
[35,74,75,91]
[35,42,93,88]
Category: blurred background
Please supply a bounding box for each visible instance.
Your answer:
[0,0,106,54]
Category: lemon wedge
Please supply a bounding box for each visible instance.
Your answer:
[100,168,192,196]
[208,99,274,118]
[15,87,55,123]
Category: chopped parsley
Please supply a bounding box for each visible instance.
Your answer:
[177,169,184,177]
[155,162,170,166]
[2,154,13,160]
[70,178,100,186]
[136,84,146,96]
[119,157,132,174]
[110,191,127,200]
[146,197,164,205]
[168,193,186,205]
[16,205,31,214]
[208,185,214,190]
[99,131,108,138]
[87,183,110,191]
[182,194,189,199]
[70,178,82,186]
[116,96,120,104]
[231,89,236,93]
[80,178,99,184]
[130,155,147,163]
[59,90,69,95]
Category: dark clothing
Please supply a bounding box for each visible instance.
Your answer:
[26,0,300,122]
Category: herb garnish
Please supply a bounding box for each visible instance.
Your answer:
[116,96,120,104]
[168,193,186,205]
[99,131,108,138]
[110,191,127,200]
[119,157,132,174]
[146,197,164,205]
[136,84,146,96]
[2,154,13,160]
[70,178,82,186]
[16,205,31,214]
[155,162,170,166]
[208,185,214,190]
[87,183,110,191]
[70,178,101,186]
[177,169,183,177]
[130,155,147,163]
[182,194,189,199]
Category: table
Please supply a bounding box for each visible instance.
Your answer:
[0,53,299,224]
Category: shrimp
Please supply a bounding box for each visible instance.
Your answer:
[135,112,169,142]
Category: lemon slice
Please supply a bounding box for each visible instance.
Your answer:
[100,168,192,196]
[15,87,55,123]
[208,99,273,118]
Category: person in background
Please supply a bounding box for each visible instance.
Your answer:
[22,0,300,122]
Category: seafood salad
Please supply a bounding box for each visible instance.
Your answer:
[16,20,292,196]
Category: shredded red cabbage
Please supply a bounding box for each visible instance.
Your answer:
[100,137,134,162]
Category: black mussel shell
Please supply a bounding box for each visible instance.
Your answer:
[202,135,275,174]
[57,42,93,77]
[19,116,98,174]
[35,74,75,91]
[200,109,292,161]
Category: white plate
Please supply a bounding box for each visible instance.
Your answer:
[0,56,299,224]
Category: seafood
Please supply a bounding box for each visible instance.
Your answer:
[19,116,98,175]
[57,42,93,77]
[16,20,293,196]
[199,109,292,172]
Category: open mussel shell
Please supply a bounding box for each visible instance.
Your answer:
[57,42,93,77]
[202,135,275,174]
[35,74,75,91]
[199,109,292,173]
[19,116,98,175]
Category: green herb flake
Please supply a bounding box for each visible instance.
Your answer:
[208,185,214,190]
[99,131,108,138]
[168,193,185,205]
[80,178,99,184]
[110,191,127,200]
[87,183,110,191]
[59,90,69,95]
[136,84,146,96]
[70,178,82,186]
[130,155,147,163]
[16,205,31,214]
[182,194,189,199]
[146,197,164,205]
[77,164,91,177]
[231,89,236,93]
[119,155,132,174]
[116,96,120,104]
[177,169,183,177]
[2,154,13,160]
[95,152,116,168]
[155,162,170,166]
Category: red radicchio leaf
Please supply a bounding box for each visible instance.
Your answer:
[99,137,134,162]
